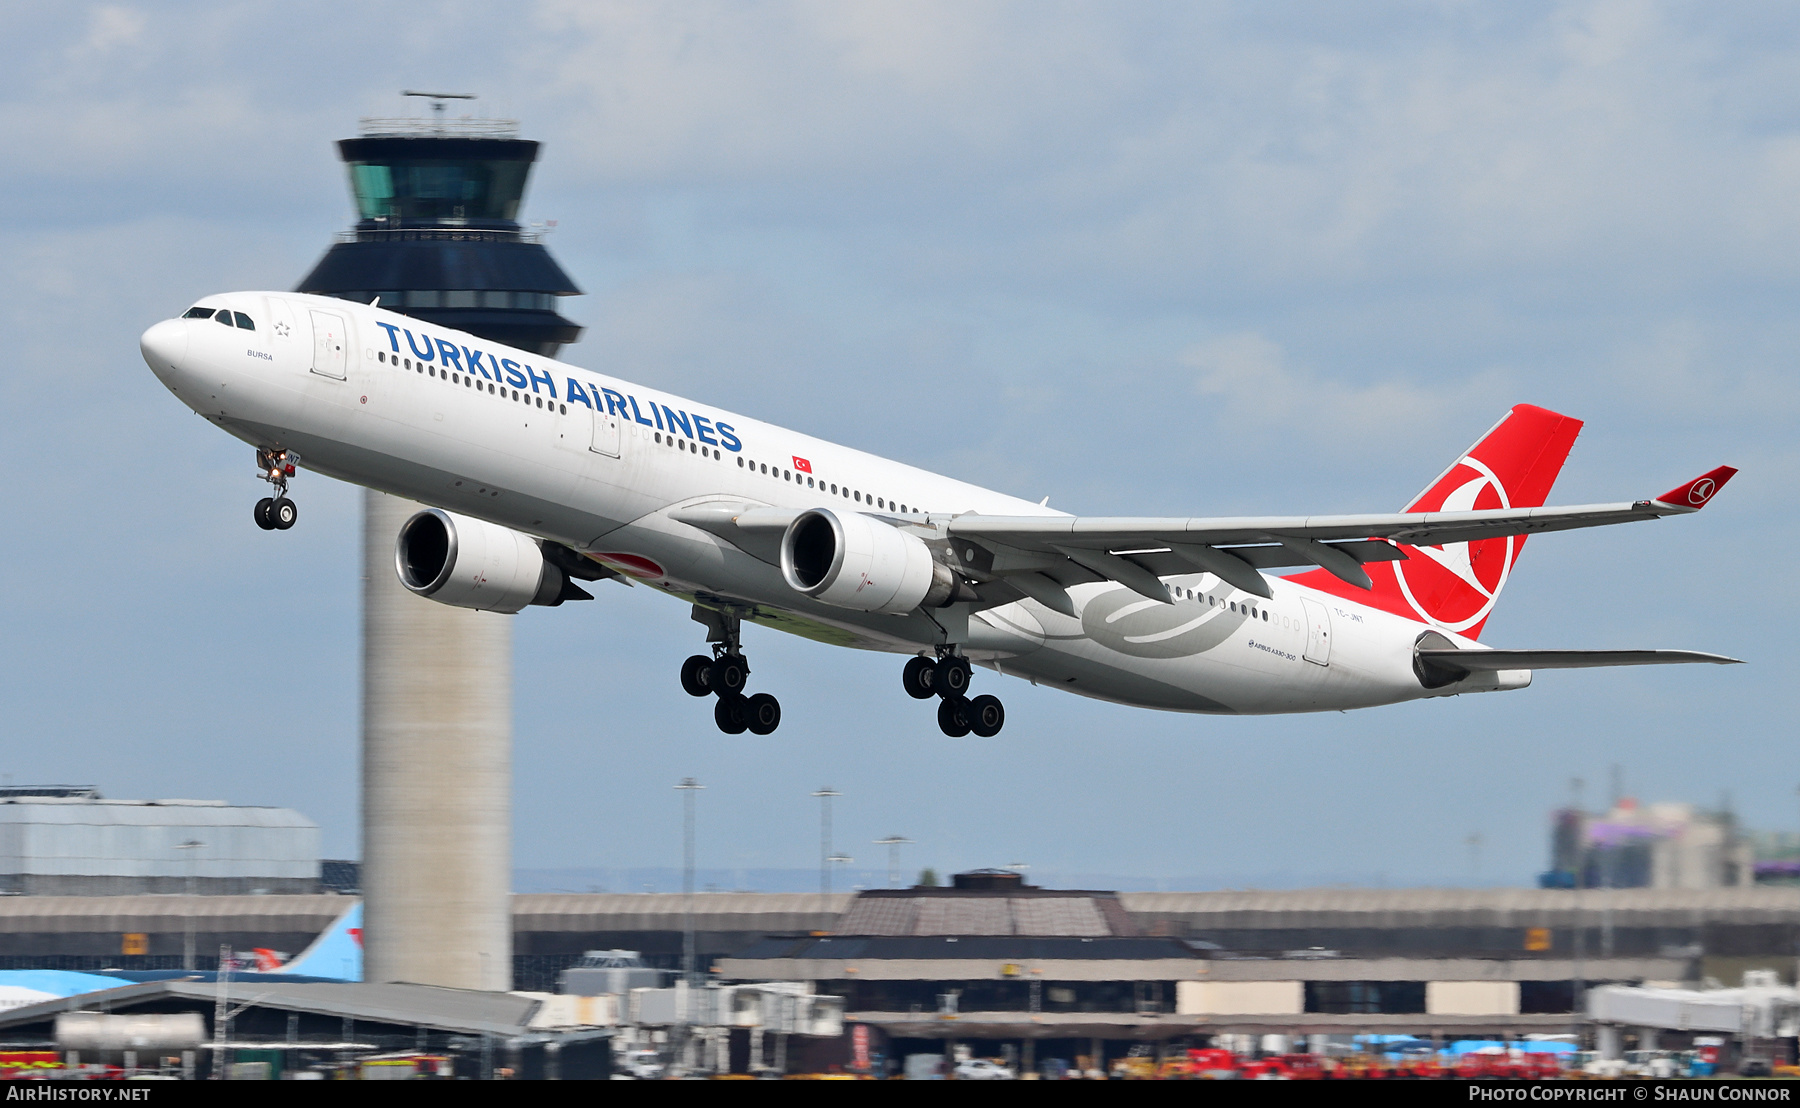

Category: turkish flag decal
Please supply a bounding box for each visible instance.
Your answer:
[793,456,813,474]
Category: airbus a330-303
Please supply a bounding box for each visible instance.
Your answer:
[140,294,1741,737]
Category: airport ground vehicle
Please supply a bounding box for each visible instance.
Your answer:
[953,1059,1015,1080]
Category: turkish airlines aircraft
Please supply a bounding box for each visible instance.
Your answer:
[140,294,1740,737]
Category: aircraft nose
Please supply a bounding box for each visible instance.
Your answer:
[139,318,188,381]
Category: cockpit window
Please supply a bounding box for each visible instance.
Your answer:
[182,306,215,319]
[233,312,254,330]
[213,309,235,327]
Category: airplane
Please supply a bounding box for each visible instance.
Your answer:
[139,293,1740,737]
[0,902,363,1010]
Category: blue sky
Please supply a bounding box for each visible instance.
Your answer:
[1,1,1795,888]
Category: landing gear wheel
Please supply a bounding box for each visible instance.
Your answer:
[933,656,972,698]
[937,695,972,737]
[271,498,297,530]
[253,498,276,530]
[709,654,749,696]
[714,693,749,735]
[968,694,1005,737]
[680,655,714,697]
[902,656,938,700]
[745,693,781,735]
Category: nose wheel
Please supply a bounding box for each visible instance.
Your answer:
[683,605,780,735]
[254,496,297,531]
[253,448,299,531]
[905,653,1004,737]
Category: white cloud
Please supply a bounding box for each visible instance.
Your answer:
[1184,329,1506,438]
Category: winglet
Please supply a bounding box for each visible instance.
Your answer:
[1652,466,1737,511]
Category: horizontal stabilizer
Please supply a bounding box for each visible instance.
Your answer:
[1417,648,1742,672]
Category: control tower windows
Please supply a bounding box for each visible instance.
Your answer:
[347,157,532,224]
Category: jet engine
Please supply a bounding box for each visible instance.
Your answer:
[395,508,586,613]
[780,508,955,615]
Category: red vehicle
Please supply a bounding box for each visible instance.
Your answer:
[1239,1054,1326,1080]
[1455,1051,1562,1080]
[1185,1049,1242,1080]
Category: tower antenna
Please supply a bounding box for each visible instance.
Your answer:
[401,90,476,128]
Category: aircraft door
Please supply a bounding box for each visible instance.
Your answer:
[1300,597,1331,667]
[590,403,621,458]
[309,310,348,379]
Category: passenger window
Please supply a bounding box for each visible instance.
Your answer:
[830,484,837,494]
[182,306,214,319]
[854,491,861,502]
[807,477,815,487]
[234,312,254,330]
[877,498,885,509]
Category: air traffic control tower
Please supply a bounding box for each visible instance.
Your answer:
[296,95,582,353]
[295,95,585,992]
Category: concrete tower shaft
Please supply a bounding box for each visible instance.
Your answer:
[361,490,512,989]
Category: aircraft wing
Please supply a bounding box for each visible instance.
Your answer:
[944,466,1736,602]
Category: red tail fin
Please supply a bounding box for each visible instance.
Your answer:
[1288,404,1583,639]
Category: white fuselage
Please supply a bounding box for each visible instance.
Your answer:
[143,292,1515,716]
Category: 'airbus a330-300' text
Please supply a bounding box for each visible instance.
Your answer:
[141,294,1741,736]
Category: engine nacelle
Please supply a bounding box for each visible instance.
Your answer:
[395,509,569,614]
[780,508,954,614]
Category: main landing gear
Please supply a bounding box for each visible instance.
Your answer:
[252,448,299,531]
[681,607,780,735]
[904,652,1004,737]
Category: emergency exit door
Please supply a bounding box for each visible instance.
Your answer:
[1300,597,1332,667]
[590,403,621,457]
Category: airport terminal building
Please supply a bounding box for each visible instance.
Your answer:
[0,788,319,897]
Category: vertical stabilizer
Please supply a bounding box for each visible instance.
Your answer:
[1287,404,1583,639]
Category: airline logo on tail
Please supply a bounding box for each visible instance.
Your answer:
[1393,454,1516,634]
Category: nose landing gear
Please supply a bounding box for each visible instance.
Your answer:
[252,448,299,531]
[683,605,781,735]
[906,651,1005,737]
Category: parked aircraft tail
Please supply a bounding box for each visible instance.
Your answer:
[262,900,361,981]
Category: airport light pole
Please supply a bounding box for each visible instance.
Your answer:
[875,836,912,888]
[176,840,203,970]
[812,788,840,895]
[676,779,704,987]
